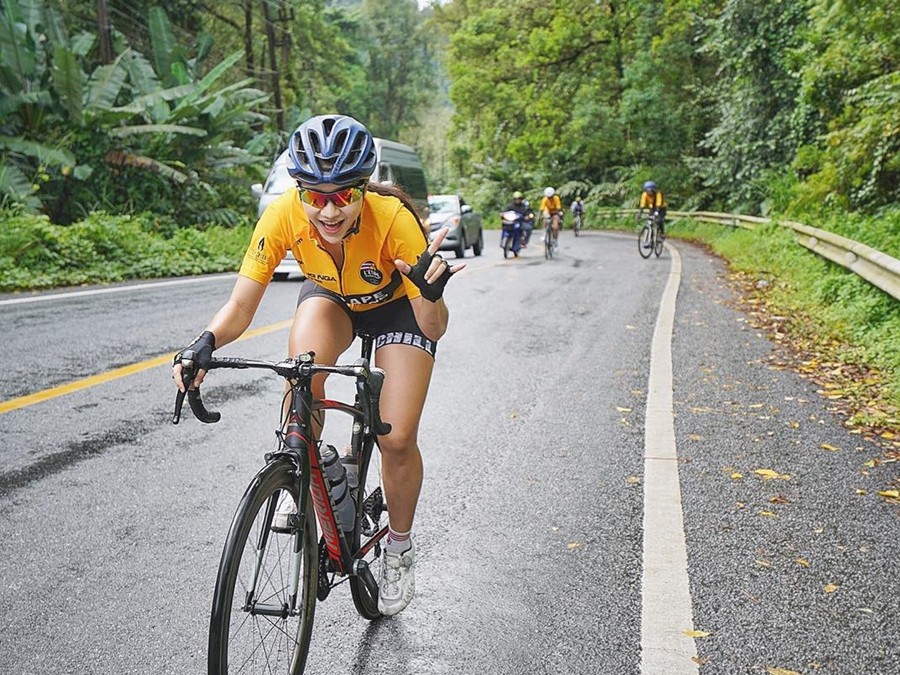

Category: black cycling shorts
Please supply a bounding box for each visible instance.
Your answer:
[296,280,437,357]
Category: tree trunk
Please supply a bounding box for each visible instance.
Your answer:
[263,0,284,132]
[96,0,113,64]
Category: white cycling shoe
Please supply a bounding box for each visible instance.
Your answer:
[378,540,416,616]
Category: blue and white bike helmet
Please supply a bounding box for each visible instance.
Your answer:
[643,181,657,192]
[287,114,377,186]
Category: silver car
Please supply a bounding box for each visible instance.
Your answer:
[426,195,484,258]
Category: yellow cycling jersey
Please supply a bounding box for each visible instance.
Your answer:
[640,191,667,209]
[540,195,562,213]
[239,189,428,311]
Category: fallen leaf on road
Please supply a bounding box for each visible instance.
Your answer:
[616,406,632,413]
[877,490,900,503]
[855,489,867,495]
[682,629,711,638]
[691,656,710,665]
[731,472,743,480]
[767,668,801,675]
[567,542,582,550]
[820,443,841,452]
[758,510,778,518]
[626,476,642,484]
[769,494,791,504]
[795,558,810,567]
[824,583,840,593]
[755,559,771,567]
[754,468,790,480]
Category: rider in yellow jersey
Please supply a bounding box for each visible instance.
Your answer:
[539,187,563,245]
[173,114,463,617]
[638,180,667,238]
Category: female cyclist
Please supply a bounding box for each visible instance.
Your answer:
[173,114,463,616]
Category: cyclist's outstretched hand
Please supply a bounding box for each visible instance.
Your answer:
[172,330,216,392]
[394,227,465,302]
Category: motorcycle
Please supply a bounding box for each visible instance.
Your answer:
[500,210,523,258]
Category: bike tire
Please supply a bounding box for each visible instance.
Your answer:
[638,225,652,259]
[503,233,512,259]
[349,436,388,619]
[544,228,553,259]
[208,459,318,675]
[654,228,664,257]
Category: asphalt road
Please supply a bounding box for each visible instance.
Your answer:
[0,229,897,675]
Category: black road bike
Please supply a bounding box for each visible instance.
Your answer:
[173,334,391,674]
[638,210,665,259]
[543,216,556,259]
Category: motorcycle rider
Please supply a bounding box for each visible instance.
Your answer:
[500,191,532,256]
[520,198,536,248]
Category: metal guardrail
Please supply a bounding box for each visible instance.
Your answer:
[597,209,900,301]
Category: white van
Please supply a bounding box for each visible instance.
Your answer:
[251,138,429,280]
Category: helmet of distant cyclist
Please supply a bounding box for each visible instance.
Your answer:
[643,181,657,192]
[287,114,377,186]
[544,187,555,198]
[513,191,523,199]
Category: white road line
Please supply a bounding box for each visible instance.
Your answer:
[641,245,700,674]
[0,273,236,306]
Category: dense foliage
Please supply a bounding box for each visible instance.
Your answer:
[433,0,899,220]
[1,0,439,225]
[0,207,251,290]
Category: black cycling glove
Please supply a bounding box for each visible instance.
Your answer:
[403,249,453,302]
[175,330,216,371]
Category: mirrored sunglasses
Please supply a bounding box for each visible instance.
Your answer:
[297,183,366,209]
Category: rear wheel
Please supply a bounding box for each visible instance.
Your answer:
[349,437,388,619]
[208,459,318,675]
[544,226,553,259]
[574,215,581,236]
[638,225,652,259]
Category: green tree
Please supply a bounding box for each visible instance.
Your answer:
[791,0,899,213]
[0,0,269,224]
[696,0,810,214]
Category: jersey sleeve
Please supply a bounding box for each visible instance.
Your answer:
[238,194,294,285]
[386,206,429,301]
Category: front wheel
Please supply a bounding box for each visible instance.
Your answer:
[472,229,484,256]
[574,215,581,236]
[638,225,652,259]
[544,227,553,259]
[502,231,513,258]
[454,232,467,259]
[208,459,318,675]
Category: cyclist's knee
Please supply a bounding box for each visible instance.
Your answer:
[378,430,418,458]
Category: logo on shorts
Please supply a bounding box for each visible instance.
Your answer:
[359,260,383,286]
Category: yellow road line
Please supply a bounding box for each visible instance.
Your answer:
[0,320,293,415]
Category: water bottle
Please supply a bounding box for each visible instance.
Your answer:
[340,445,359,490]
[320,444,355,533]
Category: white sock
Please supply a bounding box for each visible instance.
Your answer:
[385,527,412,554]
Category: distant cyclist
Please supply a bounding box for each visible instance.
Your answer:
[540,187,563,246]
[638,181,667,241]
[520,198,536,247]
[570,194,585,231]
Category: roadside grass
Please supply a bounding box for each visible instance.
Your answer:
[600,211,900,448]
[0,209,252,292]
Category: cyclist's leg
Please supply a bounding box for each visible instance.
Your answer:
[371,343,431,534]
[287,282,355,425]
